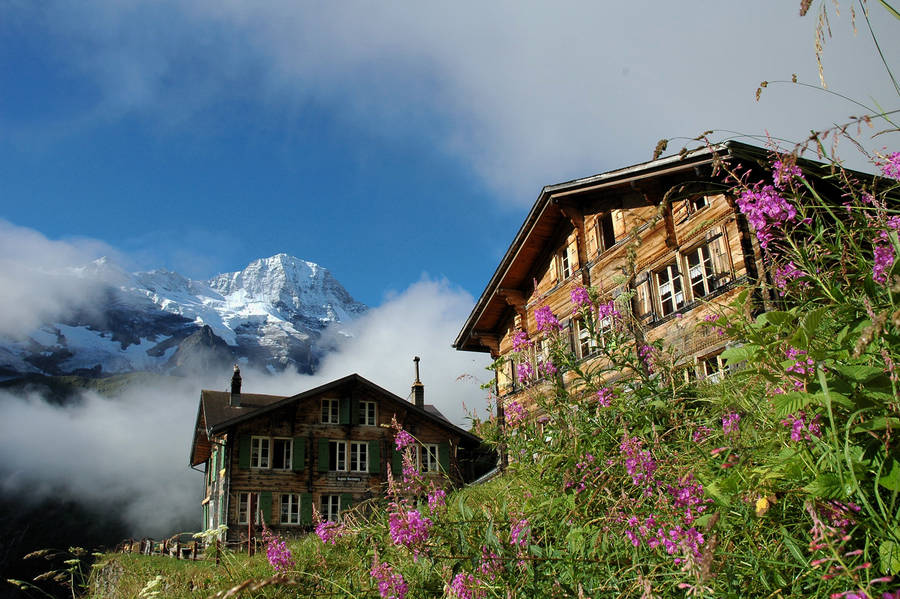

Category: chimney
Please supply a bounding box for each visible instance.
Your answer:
[411,356,424,409]
[230,364,242,407]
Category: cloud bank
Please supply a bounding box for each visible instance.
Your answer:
[9,2,898,200]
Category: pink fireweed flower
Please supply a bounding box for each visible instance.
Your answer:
[619,434,658,492]
[638,344,655,374]
[388,505,432,557]
[478,545,503,581]
[596,300,621,321]
[722,412,741,436]
[736,184,797,249]
[596,387,613,407]
[449,572,485,599]
[427,487,446,513]
[534,305,561,332]
[512,330,531,351]
[371,559,408,599]
[781,411,823,442]
[774,261,807,295]
[881,151,900,180]
[571,286,591,310]
[510,517,531,549]
[505,400,526,427]
[874,242,895,284]
[394,429,415,450]
[315,521,346,545]
[516,361,534,383]
[263,529,294,572]
[692,425,712,443]
[538,359,557,377]
[772,158,804,188]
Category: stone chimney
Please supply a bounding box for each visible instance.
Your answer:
[230,364,242,407]
[412,356,424,409]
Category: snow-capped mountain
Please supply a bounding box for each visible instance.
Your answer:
[0,254,367,378]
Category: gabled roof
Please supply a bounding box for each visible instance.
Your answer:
[189,373,481,466]
[453,141,773,353]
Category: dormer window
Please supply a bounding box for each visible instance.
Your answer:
[558,247,571,280]
[688,195,710,214]
[596,212,616,254]
[655,262,685,316]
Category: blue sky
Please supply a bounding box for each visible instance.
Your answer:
[2,2,898,308]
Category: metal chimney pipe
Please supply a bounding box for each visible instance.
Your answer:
[412,356,424,409]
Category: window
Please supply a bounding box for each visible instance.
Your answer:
[250,437,270,469]
[280,494,301,525]
[655,262,685,316]
[558,247,571,280]
[272,438,292,470]
[685,244,719,299]
[350,442,368,472]
[358,401,377,426]
[688,195,710,214]
[238,492,261,525]
[321,398,339,424]
[596,212,616,253]
[421,444,439,473]
[328,440,347,471]
[575,320,597,360]
[321,494,341,522]
[698,352,725,383]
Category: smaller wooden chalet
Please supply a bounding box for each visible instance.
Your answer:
[189,365,485,539]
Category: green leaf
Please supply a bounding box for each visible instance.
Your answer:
[879,459,900,492]
[774,391,819,418]
[758,311,796,327]
[882,536,900,575]
[801,307,828,338]
[832,364,887,383]
[803,474,845,499]
[852,417,900,434]
[720,345,755,366]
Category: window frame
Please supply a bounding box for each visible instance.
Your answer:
[358,401,377,426]
[237,491,262,525]
[349,441,368,472]
[421,443,439,473]
[328,440,347,472]
[321,398,340,424]
[687,194,710,215]
[655,262,685,317]
[280,493,301,525]
[271,438,293,470]
[685,243,718,300]
[558,247,571,280]
[596,212,617,254]
[250,436,271,469]
[320,494,341,522]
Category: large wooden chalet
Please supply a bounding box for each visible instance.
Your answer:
[189,365,484,540]
[454,141,780,411]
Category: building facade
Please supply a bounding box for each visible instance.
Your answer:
[454,142,776,411]
[189,367,486,540]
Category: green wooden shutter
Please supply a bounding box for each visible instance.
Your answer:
[340,493,354,513]
[238,435,250,469]
[339,397,351,424]
[318,438,330,472]
[292,437,306,472]
[391,447,403,476]
[368,440,381,473]
[300,493,313,525]
[438,442,450,474]
[350,398,360,426]
[259,492,273,526]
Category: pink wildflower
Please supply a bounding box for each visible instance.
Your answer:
[774,261,806,295]
[315,521,346,545]
[449,573,485,599]
[516,361,534,383]
[596,387,613,407]
[512,330,531,351]
[772,158,804,188]
[371,559,408,599]
[571,286,591,310]
[263,528,294,572]
[427,487,446,513]
[736,184,797,249]
[534,305,561,332]
[388,505,432,557]
[722,412,741,436]
[874,242,895,284]
[505,400,526,427]
[881,151,900,180]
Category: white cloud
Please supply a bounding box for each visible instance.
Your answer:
[0,220,120,338]
[11,2,899,200]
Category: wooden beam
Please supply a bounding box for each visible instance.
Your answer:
[553,198,591,287]
[471,332,500,357]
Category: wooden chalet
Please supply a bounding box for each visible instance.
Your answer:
[454,141,783,411]
[189,364,486,540]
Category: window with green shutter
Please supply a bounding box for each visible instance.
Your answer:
[368,440,381,473]
[317,438,330,472]
[340,493,354,513]
[339,397,351,424]
[300,493,313,525]
[238,435,250,469]
[259,491,273,526]
[439,442,450,473]
[391,447,403,476]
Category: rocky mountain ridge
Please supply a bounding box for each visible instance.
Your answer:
[0,254,366,378]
